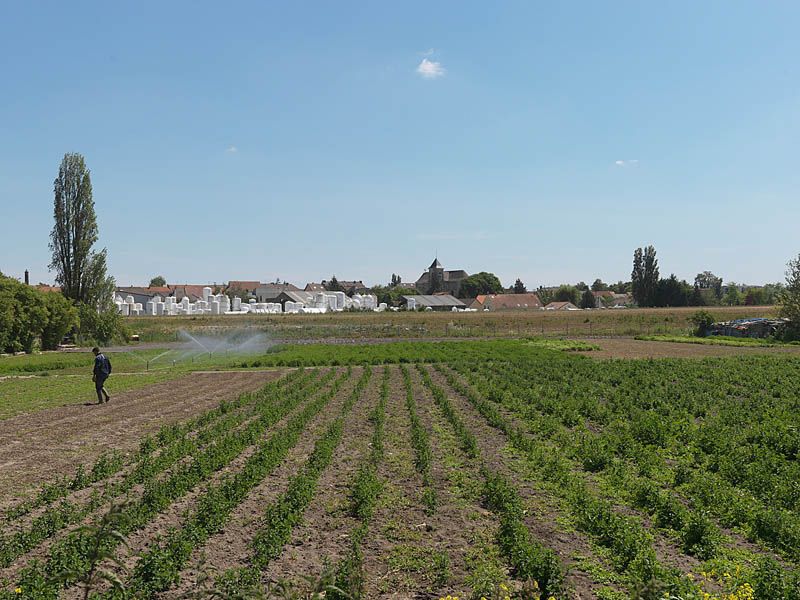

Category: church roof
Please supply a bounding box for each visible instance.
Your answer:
[429,258,443,269]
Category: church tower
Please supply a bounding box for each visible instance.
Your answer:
[428,258,444,294]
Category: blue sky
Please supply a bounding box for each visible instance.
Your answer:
[2,1,798,288]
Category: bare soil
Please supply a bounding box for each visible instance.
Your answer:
[0,371,282,506]
[172,369,364,593]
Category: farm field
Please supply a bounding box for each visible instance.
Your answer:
[125,305,777,343]
[1,341,799,599]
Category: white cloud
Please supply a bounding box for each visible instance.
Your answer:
[226,146,238,153]
[614,159,638,167]
[417,58,445,79]
[420,48,435,56]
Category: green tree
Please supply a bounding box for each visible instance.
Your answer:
[654,274,691,307]
[778,253,800,337]
[580,288,595,309]
[631,246,659,307]
[49,153,123,343]
[554,285,580,305]
[690,285,706,307]
[458,272,504,298]
[591,279,608,292]
[49,153,101,304]
[513,278,527,294]
[689,310,715,337]
[724,283,742,306]
[389,274,402,288]
[41,292,79,350]
[0,274,49,352]
[537,286,554,306]
[575,281,589,292]
[325,275,343,292]
[371,285,418,306]
[149,275,166,287]
[694,271,723,299]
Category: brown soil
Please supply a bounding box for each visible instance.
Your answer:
[357,367,508,598]
[260,368,381,589]
[165,368,364,596]
[584,337,800,359]
[361,365,445,599]
[0,371,282,507]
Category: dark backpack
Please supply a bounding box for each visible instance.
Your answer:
[104,356,112,375]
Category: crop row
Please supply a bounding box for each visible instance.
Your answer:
[3,369,306,525]
[205,366,374,596]
[479,356,800,566]
[0,371,318,570]
[114,367,357,598]
[330,366,390,599]
[7,367,344,599]
[415,364,563,599]
[440,361,800,599]
[400,364,437,514]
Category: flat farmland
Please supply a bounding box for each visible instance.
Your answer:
[126,305,777,343]
[1,341,798,600]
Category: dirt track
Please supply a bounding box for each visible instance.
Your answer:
[583,337,800,359]
[0,370,281,506]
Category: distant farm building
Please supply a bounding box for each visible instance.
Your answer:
[545,301,581,311]
[469,293,543,311]
[591,291,632,308]
[415,259,469,296]
[255,282,301,303]
[402,294,465,311]
[115,286,173,306]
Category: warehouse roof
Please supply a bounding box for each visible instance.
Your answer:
[403,294,465,308]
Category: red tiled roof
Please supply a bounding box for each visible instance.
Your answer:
[475,293,542,310]
[226,281,261,292]
[169,284,216,300]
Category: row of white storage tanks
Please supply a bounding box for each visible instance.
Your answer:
[114,288,385,316]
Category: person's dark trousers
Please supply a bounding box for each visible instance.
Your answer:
[96,376,109,403]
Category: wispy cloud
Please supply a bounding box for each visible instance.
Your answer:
[416,231,490,241]
[417,58,445,79]
[226,146,238,154]
[614,159,638,167]
[420,48,436,57]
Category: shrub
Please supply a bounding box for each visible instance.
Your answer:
[688,310,715,337]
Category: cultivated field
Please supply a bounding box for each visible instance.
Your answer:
[0,340,798,599]
[126,306,777,343]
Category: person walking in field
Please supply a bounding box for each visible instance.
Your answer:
[92,347,112,404]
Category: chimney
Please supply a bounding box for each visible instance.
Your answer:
[24,270,29,286]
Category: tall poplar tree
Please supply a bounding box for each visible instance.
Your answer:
[49,153,107,304]
[631,245,659,306]
[49,153,121,342]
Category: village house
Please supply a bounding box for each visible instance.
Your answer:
[545,301,581,311]
[469,293,543,311]
[255,282,301,303]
